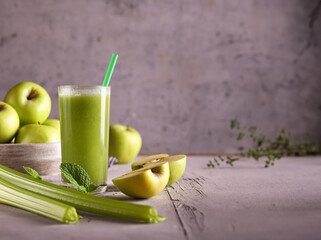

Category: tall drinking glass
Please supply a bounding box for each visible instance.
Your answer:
[58,86,110,185]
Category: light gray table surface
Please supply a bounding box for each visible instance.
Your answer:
[1,156,321,240]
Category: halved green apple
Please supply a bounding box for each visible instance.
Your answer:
[112,161,169,199]
[131,154,186,186]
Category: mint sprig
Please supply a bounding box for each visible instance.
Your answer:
[60,163,98,193]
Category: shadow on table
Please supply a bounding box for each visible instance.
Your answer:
[94,184,147,202]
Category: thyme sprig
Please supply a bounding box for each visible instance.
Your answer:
[207,119,321,168]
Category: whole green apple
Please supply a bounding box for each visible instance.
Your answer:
[132,154,186,186]
[109,124,142,164]
[43,119,60,140]
[0,101,20,143]
[112,161,169,198]
[4,82,51,126]
[15,124,60,143]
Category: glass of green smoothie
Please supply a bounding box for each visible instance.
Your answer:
[58,86,110,186]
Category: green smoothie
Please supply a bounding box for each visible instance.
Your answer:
[58,86,110,185]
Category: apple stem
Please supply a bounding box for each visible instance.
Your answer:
[27,89,38,100]
[0,104,5,111]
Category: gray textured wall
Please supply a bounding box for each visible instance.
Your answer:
[0,0,320,154]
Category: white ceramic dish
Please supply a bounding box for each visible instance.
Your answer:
[0,142,61,175]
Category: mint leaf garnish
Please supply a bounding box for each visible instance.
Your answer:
[60,163,98,193]
[23,166,42,180]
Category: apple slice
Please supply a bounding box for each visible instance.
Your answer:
[112,161,169,199]
[132,154,186,186]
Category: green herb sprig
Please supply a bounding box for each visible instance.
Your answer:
[24,163,98,193]
[207,119,321,168]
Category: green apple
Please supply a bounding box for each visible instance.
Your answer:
[0,101,20,143]
[132,154,186,186]
[112,161,169,198]
[43,119,60,139]
[4,82,51,126]
[109,124,142,164]
[15,124,60,143]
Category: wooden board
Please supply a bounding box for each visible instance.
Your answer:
[0,156,321,240]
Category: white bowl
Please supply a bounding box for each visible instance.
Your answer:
[0,142,61,175]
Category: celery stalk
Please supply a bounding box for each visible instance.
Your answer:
[0,164,166,223]
[0,178,81,224]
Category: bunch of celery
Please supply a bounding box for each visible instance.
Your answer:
[0,164,166,224]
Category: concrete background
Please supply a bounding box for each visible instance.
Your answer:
[0,0,320,154]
